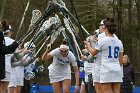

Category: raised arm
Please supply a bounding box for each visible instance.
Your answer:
[84,41,98,57]
[42,43,52,61]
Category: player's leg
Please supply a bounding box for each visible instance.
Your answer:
[52,81,62,93]
[62,79,71,93]
[100,83,113,93]
[112,83,121,93]
[94,82,103,93]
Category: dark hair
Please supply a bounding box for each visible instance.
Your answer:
[61,39,68,45]
[104,17,117,34]
[1,21,11,32]
[106,17,114,23]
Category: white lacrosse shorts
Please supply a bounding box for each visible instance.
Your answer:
[8,76,24,87]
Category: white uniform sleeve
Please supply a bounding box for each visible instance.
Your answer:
[49,48,59,56]
[113,34,118,39]
[98,32,106,40]
[95,38,105,50]
[119,40,124,52]
[69,52,77,66]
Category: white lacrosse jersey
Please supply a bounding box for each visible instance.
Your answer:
[4,37,15,72]
[48,48,77,83]
[96,32,123,77]
[95,36,123,83]
[96,32,118,64]
[98,32,118,40]
[48,48,77,73]
[96,37,123,62]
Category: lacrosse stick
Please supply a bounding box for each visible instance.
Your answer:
[18,9,42,44]
[52,0,89,35]
[35,35,47,48]
[49,14,62,44]
[34,36,50,57]
[27,14,62,49]
[50,27,62,44]
[16,0,31,40]
[26,1,62,46]
[61,29,77,58]
[18,0,59,44]
[59,10,85,49]
[33,36,50,73]
[63,16,82,56]
[69,0,87,38]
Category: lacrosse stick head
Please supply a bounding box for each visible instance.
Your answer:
[52,0,67,10]
[24,41,36,52]
[45,1,59,18]
[24,41,36,48]
[40,14,61,32]
[24,71,35,80]
[31,9,42,25]
[37,65,44,72]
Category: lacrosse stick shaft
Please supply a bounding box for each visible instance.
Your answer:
[20,17,45,44]
[61,27,81,60]
[64,16,84,50]
[62,30,76,57]
[62,31,82,62]
[36,35,47,48]
[27,29,45,49]
[66,10,89,35]
[33,29,48,45]
[34,36,50,57]
[16,0,31,40]
[66,25,82,57]
[69,0,86,36]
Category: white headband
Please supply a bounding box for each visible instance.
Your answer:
[100,20,104,25]
[95,29,100,35]
[3,30,11,33]
[59,45,69,50]
[3,25,12,33]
